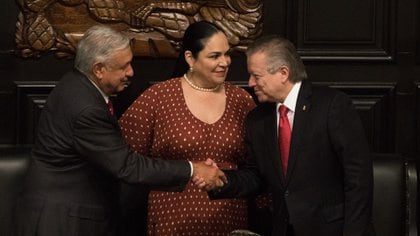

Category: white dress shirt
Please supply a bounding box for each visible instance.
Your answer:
[276,81,302,131]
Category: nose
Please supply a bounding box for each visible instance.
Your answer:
[219,55,231,67]
[126,64,134,77]
[248,75,256,87]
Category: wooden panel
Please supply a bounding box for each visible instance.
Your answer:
[296,0,396,61]
[12,80,397,152]
[15,82,56,144]
[416,83,420,158]
[0,90,15,144]
[322,82,396,152]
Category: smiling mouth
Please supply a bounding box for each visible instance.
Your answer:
[215,71,227,76]
[122,80,131,86]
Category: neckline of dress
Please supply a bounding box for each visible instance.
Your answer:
[178,77,228,125]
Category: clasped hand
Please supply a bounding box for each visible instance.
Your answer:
[192,158,227,191]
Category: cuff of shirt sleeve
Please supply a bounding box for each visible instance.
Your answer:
[188,161,193,177]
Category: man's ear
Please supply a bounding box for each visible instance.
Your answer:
[92,62,105,80]
[278,66,290,83]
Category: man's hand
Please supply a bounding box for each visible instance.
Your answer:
[192,158,227,191]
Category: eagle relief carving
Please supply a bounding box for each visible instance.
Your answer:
[15,0,263,58]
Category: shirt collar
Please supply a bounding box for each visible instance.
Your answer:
[276,81,302,112]
[88,77,109,103]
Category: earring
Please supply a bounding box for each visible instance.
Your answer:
[189,67,194,73]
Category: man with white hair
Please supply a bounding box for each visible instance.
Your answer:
[14,25,226,236]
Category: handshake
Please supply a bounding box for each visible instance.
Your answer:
[191,159,227,191]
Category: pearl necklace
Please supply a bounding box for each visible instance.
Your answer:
[183,73,221,92]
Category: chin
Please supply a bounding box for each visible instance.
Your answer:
[216,77,226,84]
[116,86,126,93]
[256,96,267,103]
[214,74,227,81]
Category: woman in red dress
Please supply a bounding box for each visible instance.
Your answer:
[119,21,256,235]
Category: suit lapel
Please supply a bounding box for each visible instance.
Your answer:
[74,69,110,111]
[262,103,285,184]
[285,81,312,184]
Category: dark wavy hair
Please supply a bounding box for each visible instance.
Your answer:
[171,21,224,78]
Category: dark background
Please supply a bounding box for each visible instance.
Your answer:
[1,0,419,159]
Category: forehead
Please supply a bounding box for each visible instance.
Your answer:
[107,47,133,66]
[114,47,132,59]
[247,51,268,72]
[200,32,229,52]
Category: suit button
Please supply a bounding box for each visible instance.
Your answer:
[284,190,290,197]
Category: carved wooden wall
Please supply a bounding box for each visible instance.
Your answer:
[1,0,420,161]
[14,81,56,144]
[296,0,395,61]
[12,80,397,156]
[15,0,263,58]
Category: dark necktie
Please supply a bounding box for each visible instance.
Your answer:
[278,105,291,176]
[107,99,114,115]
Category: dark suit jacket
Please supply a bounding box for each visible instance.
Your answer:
[14,69,191,236]
[211,81,373,236]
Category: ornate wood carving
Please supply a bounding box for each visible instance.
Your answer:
[15,0,263,58]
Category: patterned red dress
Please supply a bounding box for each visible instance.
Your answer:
[119,77,255,235]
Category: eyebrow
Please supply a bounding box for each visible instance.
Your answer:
[208,49,231,56]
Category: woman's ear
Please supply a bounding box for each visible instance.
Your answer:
[184,50,194,69]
